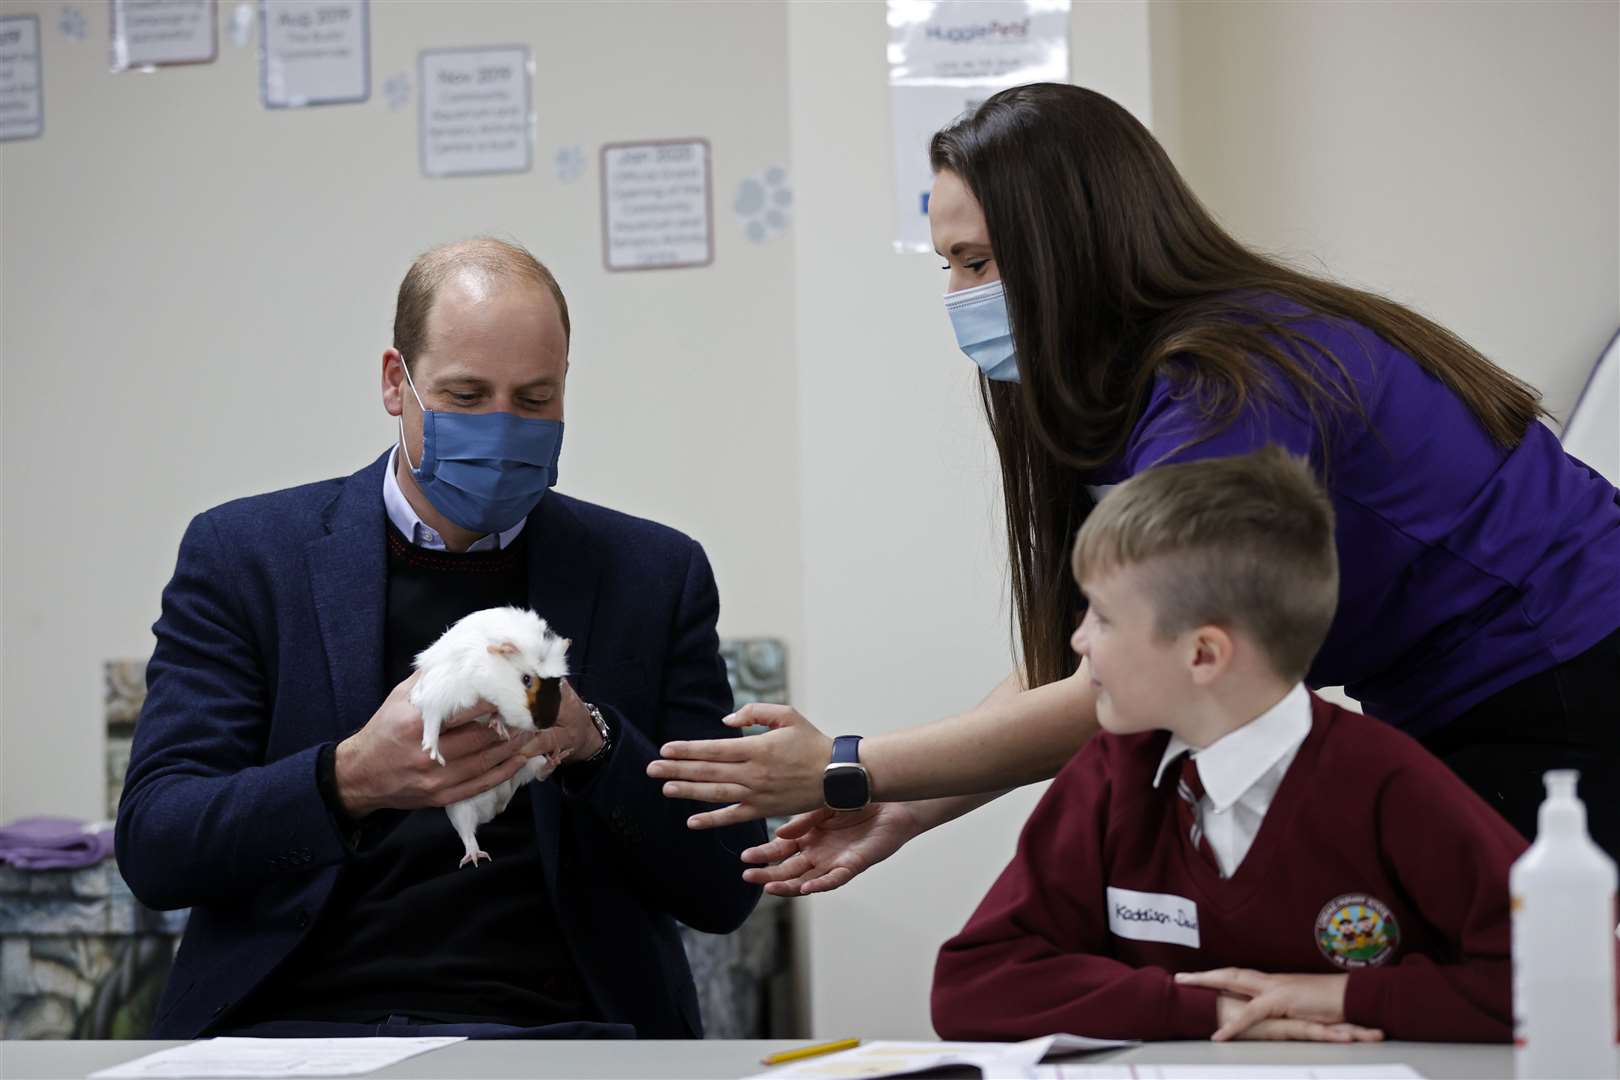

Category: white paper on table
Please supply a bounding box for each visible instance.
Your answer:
[1033,1066,1423,1079]
[743,1034,1134,1080]
[88,1036,465,1079]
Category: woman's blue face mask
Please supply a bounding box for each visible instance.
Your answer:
[945,280,1020,383]
[397,358,564,535]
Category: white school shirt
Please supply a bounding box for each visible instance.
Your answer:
[1151,683,1313,878]
[381,445,527,552]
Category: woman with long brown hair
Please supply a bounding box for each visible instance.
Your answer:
[647,83,1620,882]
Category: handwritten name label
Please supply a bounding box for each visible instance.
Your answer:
[1106,886,1201,948]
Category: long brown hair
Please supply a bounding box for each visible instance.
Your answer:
[929,83,1544,688]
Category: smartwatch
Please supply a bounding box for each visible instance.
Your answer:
[822,735,871,811]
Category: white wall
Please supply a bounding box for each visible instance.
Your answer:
[0,1,801,821]
[1161,0,1619,423]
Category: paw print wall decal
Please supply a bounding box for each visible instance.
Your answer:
[734,166,792,244]
[384,73,411,112]
[554,145,585,184]
[58,6,88,41]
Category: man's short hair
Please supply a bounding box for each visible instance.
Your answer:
[1071,446,1339,682]
[393,237,571,365]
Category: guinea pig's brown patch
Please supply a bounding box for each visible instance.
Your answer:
[530,677,562,729]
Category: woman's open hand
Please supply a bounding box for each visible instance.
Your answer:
[740,803,924,896]
[647,704,834,828]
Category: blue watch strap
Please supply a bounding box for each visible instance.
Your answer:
[831,735,862,764]
[824,735,870,811]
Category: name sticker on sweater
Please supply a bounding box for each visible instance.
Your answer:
[1106,886,1201,948]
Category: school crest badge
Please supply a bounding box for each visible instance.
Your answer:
[1315,893,1400,968]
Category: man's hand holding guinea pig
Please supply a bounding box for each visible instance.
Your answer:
[519,678,605,765]
[334,671,548,818]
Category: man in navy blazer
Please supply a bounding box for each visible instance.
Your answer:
[116,239,765,1039]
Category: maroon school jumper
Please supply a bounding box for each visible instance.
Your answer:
[933,696,1530,1042]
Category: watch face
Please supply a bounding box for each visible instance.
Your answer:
[823,763,869,811]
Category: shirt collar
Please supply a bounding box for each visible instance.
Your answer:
[1152,683,1313,809]
[382,445,527,553]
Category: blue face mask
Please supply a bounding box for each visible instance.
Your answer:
[945,280,1020,382]
[398,359,564,535]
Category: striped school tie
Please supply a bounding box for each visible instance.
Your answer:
[1175,753,1221,874]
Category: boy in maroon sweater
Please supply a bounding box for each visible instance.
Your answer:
[932,447,1527,1044]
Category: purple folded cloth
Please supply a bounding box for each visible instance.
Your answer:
[0,816,115,870]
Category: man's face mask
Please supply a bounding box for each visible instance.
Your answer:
[397,357,564,535]
[945,280,1020,383]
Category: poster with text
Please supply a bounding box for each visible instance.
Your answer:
[260,0,368,108]
[0,15,42,142]
[112,0,217,72]
[888,0,1069,253]
[601,139,714,272]
[418,46,533,178]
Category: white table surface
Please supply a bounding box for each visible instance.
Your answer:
[0,1038,1522,1079]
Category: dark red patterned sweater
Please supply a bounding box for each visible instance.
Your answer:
[933,696,1530,1042]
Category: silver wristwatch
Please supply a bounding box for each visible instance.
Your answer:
[580,702,614,765]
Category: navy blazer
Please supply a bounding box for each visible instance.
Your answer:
[116,452,765,1038]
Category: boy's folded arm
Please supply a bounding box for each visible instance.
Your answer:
[933,928,1218,1040]
[930,738,1217,1042]
[1342,756,1528,1041]
[1344,954,1512,1042]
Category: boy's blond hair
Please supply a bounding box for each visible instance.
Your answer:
[1072,447,1339,682]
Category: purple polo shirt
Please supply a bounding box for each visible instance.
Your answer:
[1091,307,1620,734]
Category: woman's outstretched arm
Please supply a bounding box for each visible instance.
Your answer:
[647,665,1099,829]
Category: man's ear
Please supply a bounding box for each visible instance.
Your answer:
[487,641,519,656]
[1187,625,1233,687]
[382,348,407,418]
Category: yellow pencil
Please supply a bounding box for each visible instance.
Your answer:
[759,1037,862,1066]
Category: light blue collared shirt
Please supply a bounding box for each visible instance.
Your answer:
[382,445,527,552]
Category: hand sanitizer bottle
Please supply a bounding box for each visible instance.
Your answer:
[1511,770,1617,1079]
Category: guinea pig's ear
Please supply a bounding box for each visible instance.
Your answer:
[486,641,519,656]
[560,637,572,651]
